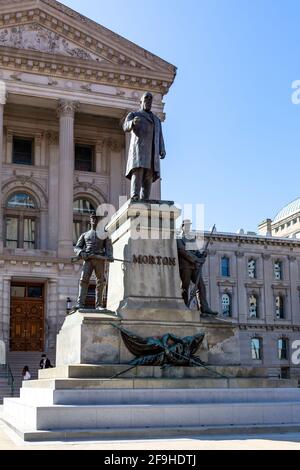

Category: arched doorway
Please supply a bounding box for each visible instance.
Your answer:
[10,282,45,351]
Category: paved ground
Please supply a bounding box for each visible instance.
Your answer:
[2,409,300,451]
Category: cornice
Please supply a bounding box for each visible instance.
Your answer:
[0,46,172,94]
[205,232,300,248]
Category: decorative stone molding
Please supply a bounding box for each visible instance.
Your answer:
[244,281,264,289]
[106,137,124,153]
[46,131,59,145]
[73,182,107,205]
[57,99,79,117]
[2,176,48,209]
[262,253,271,260]
[288,255,297,262]
[235,251,244,258]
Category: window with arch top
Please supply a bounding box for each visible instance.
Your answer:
[221,293,232,317]
[73,198,96,245]
[5,192,38,249]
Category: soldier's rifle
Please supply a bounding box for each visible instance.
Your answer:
[187,224,216,308]
[70,254,132,264]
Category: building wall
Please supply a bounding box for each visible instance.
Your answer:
[203,232,300,376]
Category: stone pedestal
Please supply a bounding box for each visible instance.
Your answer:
[106,200,197,321]
[56,310,241,366]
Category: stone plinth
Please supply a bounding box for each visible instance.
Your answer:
[106,200,197,321]
[56,310,240,366]
[56,310,121,366]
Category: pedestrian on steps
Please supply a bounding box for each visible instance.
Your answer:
[22,366,31,381]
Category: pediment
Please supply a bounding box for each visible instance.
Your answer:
[0,0,176,93]
[0,0,176,75]
[0,23,111,65]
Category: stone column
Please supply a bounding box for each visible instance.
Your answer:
[288,255,298,324]
[57,100,79,258]
[47,132,59,251]
[236,251,246,322]
[0,82,7,253]
[262,253,274,324]
[108,138,123,211]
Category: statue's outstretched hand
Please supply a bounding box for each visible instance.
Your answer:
[160,152,166,160]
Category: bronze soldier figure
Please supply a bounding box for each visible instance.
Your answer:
[73,212,113,311]
[177,220,218,316]
[123,91,166,202]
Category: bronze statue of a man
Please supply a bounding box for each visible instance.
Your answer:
[177,220,218,316]
[73,212,113,311]
[123,91,166,202]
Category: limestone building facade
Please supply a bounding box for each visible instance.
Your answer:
[203,229,300,377]
[0,0,176,355]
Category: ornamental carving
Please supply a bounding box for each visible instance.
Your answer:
[46,131,59,145]
[106,137,124,152]
[57,99,80,117]
[0,24,101,62]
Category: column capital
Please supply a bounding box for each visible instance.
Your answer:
[57,99,80,118]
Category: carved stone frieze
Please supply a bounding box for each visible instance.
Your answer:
[0,24,101,61]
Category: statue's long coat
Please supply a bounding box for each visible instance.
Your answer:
[123,110,165,182]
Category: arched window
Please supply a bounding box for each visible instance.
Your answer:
[221,256,230,277]
[275,295,284,319]
[249,294,258,318]
[251,338,262,360]
[248,259,256,279]
[274,260,283,280]
[221,293,231,317]
[73,198,96,245]
[5,192,38,249]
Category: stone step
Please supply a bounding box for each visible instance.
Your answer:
[23,377,298,390]
[38,364,275,380]
[19,386,300,406]
[8,423,300,443]
[4,397,300,431]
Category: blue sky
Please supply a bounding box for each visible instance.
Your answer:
[63,0,300,232]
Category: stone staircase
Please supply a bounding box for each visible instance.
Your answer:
[2,364,300,441]
[0,351,56,404]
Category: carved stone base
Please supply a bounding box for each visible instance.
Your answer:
[56,310,240,367]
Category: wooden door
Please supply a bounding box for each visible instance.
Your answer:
[10,284,44,351]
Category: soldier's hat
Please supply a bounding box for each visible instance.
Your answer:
[181,219,192,228]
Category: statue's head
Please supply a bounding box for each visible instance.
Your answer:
[140,92,153,112]
[181,219,192,235]
[90,211,99,229]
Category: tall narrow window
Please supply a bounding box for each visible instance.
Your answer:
[75,144,95,172]
[12,137,34,165]
[5,193,38,249]
[222,293,231,317]
[274,260,283,280]
[278,338,288,360]
[73,198,96,245]
[248,259,256,279]
[221,256,230,277]
[275,295,284,319]
[249,294,258,318]
[251,338,262,360]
